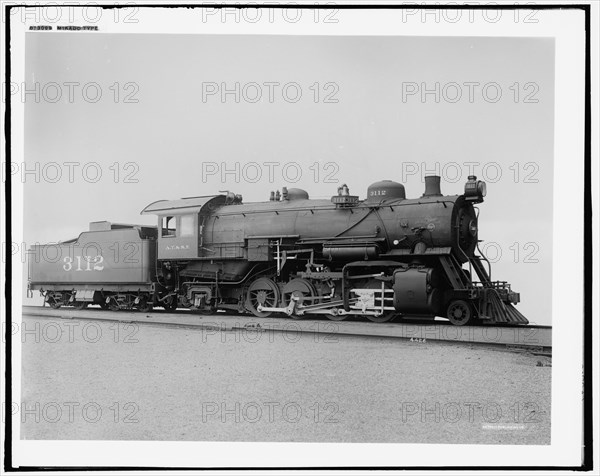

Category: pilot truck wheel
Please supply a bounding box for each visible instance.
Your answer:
[446,300,473,326]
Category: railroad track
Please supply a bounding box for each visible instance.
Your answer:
[18,305,552,352]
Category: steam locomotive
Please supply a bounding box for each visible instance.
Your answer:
[28,175,527,326]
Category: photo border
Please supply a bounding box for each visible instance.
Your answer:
[2,2,593,472]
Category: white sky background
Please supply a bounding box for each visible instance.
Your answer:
[21,33,554,324]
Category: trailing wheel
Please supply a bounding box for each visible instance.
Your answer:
[179,296,194,309]
[136,296,153,313]
[107,297,120,312]
[446,300,473,326]
[194,304,217,315]
[46,294,61,309]
[163,295,178,311]
[366,311,397,323]
[246,278,280,317]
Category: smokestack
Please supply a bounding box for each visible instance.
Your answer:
[423,175,442,197]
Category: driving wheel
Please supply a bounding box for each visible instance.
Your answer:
[283,278,317,320]
[246,278,280,317]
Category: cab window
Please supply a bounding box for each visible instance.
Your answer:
[179,215,195,237]
[161,216,176,237]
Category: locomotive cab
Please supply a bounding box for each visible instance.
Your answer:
[141,195,227,260]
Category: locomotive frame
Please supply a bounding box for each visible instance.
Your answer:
[28,175,527,326]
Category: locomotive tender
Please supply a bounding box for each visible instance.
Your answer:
[28,175,527,326]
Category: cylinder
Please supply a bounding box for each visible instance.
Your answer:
[393,267,442,314]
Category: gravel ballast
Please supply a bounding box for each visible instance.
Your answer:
[19,315,551,444]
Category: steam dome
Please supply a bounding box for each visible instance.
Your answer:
[365,180,406,202]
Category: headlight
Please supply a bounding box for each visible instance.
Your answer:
[464,175,486,203]
[478,181,487,197]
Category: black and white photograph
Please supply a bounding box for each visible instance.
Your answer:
[2,1,596,473]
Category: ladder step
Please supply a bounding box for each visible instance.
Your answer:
[470,256,491,284]
[439,256,468,290]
